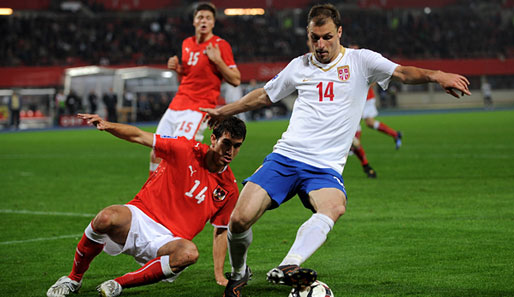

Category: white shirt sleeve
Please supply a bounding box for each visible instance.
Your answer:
[360,49,398,90]
[263,58,299,103]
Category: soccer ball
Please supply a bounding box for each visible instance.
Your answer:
[288,280,334,297]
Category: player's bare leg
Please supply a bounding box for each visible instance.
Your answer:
[364,117,402,149]
[98,238,199,296]
[224,182,271,297]
[351,136,377,178]
[47,206,131,297]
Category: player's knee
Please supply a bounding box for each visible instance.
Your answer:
[92,206,124,232]
[92,209,115,232]
[319,203,346,222]
[229,212,252,233]
[173,241,199,266]
[334,204,346,217]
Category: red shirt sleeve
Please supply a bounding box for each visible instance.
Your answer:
[218,39,236,69]
[154,135,189,162]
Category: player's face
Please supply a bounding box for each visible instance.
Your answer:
[308,20,342,64]
[193,10,215,35]
[210,132,244,166]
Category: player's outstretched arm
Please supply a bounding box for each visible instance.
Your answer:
[392,65,471,98]
[213,227,229,286]
[77,113,154,147]
[200,87,272,127]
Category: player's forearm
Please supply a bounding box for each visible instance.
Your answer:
[393,65,439,85]
[217,87,271,116]
[216,62,241,86]
[105,122,153,147]
[213,228,228,284]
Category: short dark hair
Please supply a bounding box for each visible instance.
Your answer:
[307,4,342,28]
[213,116,246,141]
[194,2,216,18]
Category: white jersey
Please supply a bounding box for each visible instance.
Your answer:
[264,47,398,173]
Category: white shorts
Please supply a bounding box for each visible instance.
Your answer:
[103,204,181,266]
[156,109,207,142]
[361,98,378,119]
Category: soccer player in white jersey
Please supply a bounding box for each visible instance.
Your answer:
[201,4,471,297]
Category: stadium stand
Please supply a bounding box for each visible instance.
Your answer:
[0,0,513,129]
[1,1,513,66]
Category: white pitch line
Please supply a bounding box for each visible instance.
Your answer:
[0,234,83,245]
[0,209,93,245]
[0,209,96,217]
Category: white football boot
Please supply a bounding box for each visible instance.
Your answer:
[96,279,123,297]
[47,276,82,297]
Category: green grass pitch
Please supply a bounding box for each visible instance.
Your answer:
[1,109,513,296]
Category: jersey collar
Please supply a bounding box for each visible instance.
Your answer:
[310,46,346,72]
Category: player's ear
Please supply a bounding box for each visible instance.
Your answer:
[210,133,217,147]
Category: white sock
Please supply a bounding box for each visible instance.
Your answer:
[84,223,107,244]
[160,255,184,283]
[373,121,380,130]
[280,213,334,266]
[228,228,253,280]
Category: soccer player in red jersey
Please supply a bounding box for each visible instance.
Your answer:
[361,87,402,149]
[351,87,402,178]
[150,2,240,175]
[47,113,246,297]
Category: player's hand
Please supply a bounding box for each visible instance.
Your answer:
[200,107,226,129]
[436,72,471,98]
[167,56,182,72]
[77,113,109,130]
[205,43,222,64]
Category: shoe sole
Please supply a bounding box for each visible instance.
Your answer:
[288,268,317,289]
[267,268,317,289]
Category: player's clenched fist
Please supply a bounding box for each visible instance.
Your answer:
[167,56,179,70]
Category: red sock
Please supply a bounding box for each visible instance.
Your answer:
[377,122,398,138]
[68,233,105,282]
[355,130,362,140]
[352,145,368,166]
[115,256,171,289]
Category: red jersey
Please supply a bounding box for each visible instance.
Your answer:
[128,135,239,240]
[366,87,375,101]
[169,35,237,111]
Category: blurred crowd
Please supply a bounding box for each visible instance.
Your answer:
[1,2,513,67]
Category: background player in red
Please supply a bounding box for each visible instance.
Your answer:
[350,133,377,178]
[150,2,240,175]
[47,114,246,297]
[350,86,401,178]
[361,86,403,149]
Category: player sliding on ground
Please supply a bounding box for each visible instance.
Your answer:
[200,4,470,297]
[47,114,246,297]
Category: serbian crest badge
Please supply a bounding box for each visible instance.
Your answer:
[337,65,350,81]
